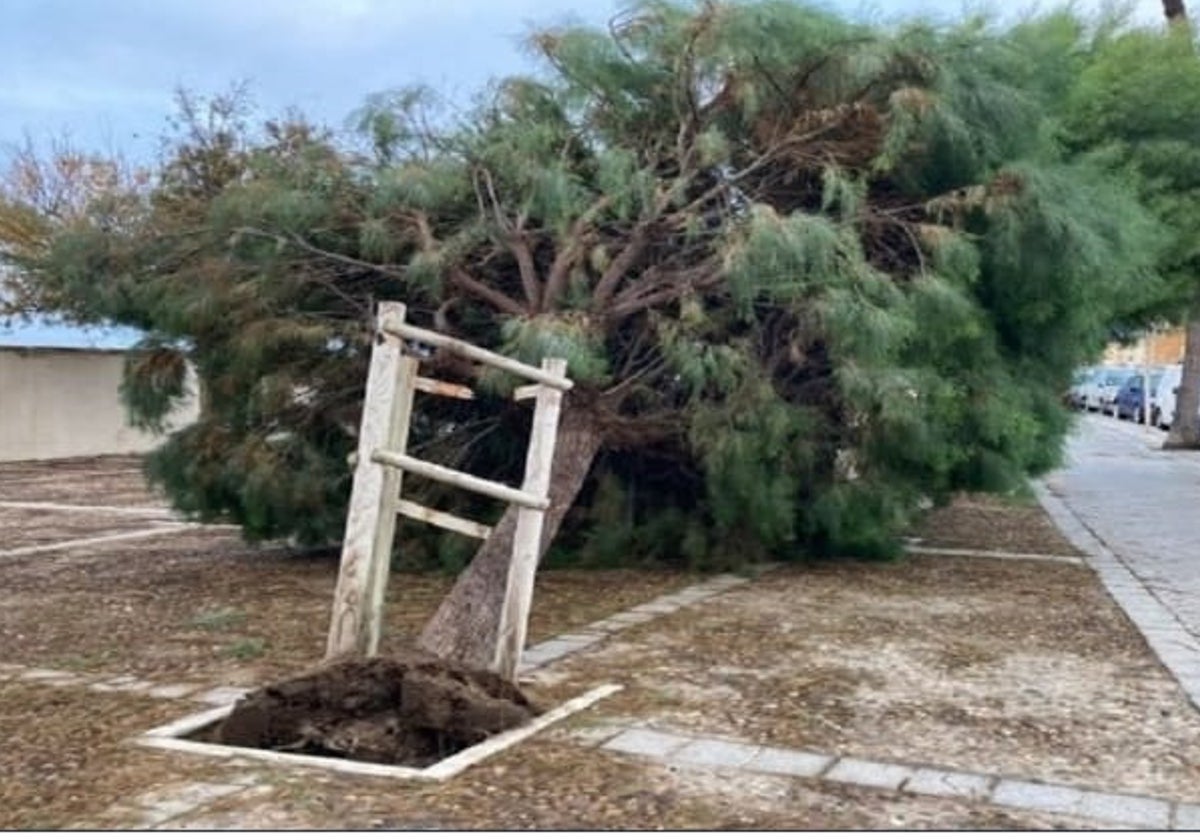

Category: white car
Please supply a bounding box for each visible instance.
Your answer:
[1068,368,1095,409]
[1083,367,1134,413]
[1153,365,1186,429]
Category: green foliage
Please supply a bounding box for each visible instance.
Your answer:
[186,606,247,631]
[5,1,1172,568]
[222,637,268,660]
[1064,25,1200,319]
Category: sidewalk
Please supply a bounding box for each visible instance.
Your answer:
[1039,414,1200,710]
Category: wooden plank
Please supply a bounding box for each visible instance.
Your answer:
[415,376,475,400]
[326,302,417,659]
[370,450,548,510]
[396,499,493,540]
[512,384,540,402]
[378,316,574,391]
[492,358,568,680]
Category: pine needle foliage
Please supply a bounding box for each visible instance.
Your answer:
[2,5,1168,564]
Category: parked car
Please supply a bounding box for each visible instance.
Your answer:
[1076,368,1108,411]
[1115,370,1163,422]
[1083,367,1134,413]
[1151,364,1200,430]
[1067,368,1096,410]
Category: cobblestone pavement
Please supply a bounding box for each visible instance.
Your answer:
[1039,414,1200,709]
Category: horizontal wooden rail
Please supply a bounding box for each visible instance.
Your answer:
[396,499,493,540]
[512,384,541,402]
[379,316,574,392]
[415,376,475,400]
[371,449,549,510]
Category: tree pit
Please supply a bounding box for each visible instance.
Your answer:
[198,650,540,768]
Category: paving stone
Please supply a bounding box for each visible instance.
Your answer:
[608,611,656,625]
[1175,803,1200,830]
[990,780,1085,814]
[1071,791,1170,828]
[630,601,681,615]
[745,747,834,778]
[602,728,691,759]
[197,687,250,706]
[823,758,913,790]
[567,724,627,747]
[550,633,603,646]
[904,768,994,799]
[708,575,746,586]
[39,674,90,687]
[147,683,201,700]
[670,591,713,605]
[672,738,761,769]
[524,640,586,660]
[135,782,246,826]
[21,668,76,681]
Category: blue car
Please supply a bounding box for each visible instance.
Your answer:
[1114,371,1163,422]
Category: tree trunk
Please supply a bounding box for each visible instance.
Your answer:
[1165,307,1200,448]
[416,397,605,669]
[1161,2,1197,447]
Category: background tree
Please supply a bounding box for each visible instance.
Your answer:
[1063,1,1200,447]
[3,2,1165,669]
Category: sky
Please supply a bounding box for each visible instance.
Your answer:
[0,0,1165,348]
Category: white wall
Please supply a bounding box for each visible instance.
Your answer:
[0,347,199,462]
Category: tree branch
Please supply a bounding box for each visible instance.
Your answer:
[509,233,542,312]
[542,194,613,309]
[592,226,650,310]
[449,266,526,316]
[609,257,723,320]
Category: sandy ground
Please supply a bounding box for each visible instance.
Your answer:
[1,457,1195,829]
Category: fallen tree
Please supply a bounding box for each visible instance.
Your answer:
[2,2,1166,669]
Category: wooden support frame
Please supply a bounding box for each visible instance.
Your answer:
[326,302,572,679]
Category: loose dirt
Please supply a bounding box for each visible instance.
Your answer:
[213,653,538,767]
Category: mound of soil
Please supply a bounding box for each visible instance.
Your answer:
[213,650,540,767]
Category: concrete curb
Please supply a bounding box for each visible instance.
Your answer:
[1034,482,1200,712]
[598,724,1197,829]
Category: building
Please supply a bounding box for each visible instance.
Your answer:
[0,346,199,462]
[1102,327,1186,367]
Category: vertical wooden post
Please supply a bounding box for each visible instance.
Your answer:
[326,303,418,659]
[492,358,568,680]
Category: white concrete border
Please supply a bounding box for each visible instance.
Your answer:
[134,683,622,782]
[904,543,1084,565]
[0,526,202,560]
[0,500,177,517]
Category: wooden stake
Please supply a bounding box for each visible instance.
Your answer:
[326,303,418,659]
[492,358,568,680]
